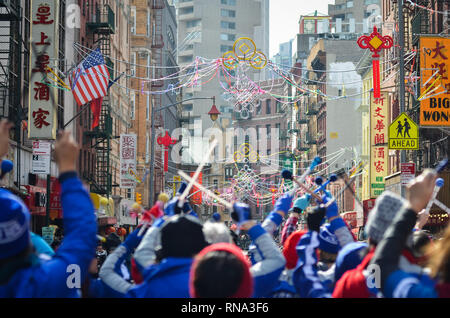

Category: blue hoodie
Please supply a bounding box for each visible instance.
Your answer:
[0,172,97,298]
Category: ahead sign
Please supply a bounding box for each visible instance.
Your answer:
[388,113,419,150]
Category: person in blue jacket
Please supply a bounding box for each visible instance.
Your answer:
[292,195,358,298]
[188,201,287,298]
[100,210,209,298]
[90,227,147,298]
[370,170,447,298]
[0,127,97,298]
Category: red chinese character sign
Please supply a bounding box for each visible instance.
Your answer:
[28,0,59,139]
[120,134,137,189]
[357,27,393,99]
[370,91,389,198]
[157,131,177,173]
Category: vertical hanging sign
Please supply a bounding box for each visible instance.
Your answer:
[419,37,450,126]
[357,26,393,99]
[28,0,59,139]
[120,134,137,189]
[370,91,389,198]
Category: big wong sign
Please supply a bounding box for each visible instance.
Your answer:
[419,37,450,127]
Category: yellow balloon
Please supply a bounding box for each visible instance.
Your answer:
[132,203,142,211]
[100,197,109,206]
[158,192,169,204]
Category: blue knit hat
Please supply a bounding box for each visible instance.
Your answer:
[334,241,368,282]
[293,195,310,212]
[318,224,340,254]
[0,189,31,259]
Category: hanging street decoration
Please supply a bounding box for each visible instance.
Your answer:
[357,26,393,99]
[157,131,177,173]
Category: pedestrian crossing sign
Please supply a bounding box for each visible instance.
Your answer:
[388,113,419,150]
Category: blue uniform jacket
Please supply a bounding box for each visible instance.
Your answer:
[0,172,97,298]
[126,257,193,298]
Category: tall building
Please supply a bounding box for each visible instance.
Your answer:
[380,0,449,232]
[174,0,269,219]
[130,0,179,207]
[328,0,381,37]
[272,39,294,76]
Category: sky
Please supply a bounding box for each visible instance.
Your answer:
[269,0,335,57]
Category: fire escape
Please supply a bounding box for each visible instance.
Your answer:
[0,0,22,186]
[85,3,115,196]
[151,0,165,194]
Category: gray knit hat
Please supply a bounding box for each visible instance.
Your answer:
[365,191,408,244]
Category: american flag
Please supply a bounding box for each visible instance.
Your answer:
[70,48,110,106]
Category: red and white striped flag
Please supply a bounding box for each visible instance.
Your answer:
[70,48,110,106]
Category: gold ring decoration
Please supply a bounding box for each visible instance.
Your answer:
[222,51,238,70]
[233,37,257,61]
[250,51,268,70]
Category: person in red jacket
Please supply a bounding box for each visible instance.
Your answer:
[333,190,431,298]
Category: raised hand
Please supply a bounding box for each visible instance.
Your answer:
[0,119,13,158]
[54,130,80,174]
[406,169,438,213]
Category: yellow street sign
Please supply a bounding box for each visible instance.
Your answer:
[388,112,419,150]
[173,176,181,197]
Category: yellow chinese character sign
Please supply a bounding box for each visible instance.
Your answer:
[419,37,450,127]
[370,92,389,198]
[388,113,419,150]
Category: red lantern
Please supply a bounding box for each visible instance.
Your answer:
[105,226,116,235]
[117,227,127,236]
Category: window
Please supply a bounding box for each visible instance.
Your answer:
[186,19,201,28]
[220,45,233,53]
[220,106,233,113]
[220,33,235,41]
[221,9,235,18]
[221,0,236,5]
[266,124,271,139]
[179,55,194,63]
[183,103,193,111]
[147,8,151,37]
[221,21,235,29]
[130,52,136,76]
[146,95,150,120]
[256,101,262,115]
[130,92,135,120]
[276,101,283,113]
[266,99,271,114]
[347,1,353,8]
[131,6,136,34]
[167,26,175,49]
[256,125,260,140]
[147,53,151,78]
[220,45,233,52]
[180,7,194,15]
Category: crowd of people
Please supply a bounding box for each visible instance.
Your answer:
[0,120,449,298]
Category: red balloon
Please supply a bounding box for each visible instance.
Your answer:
[117,228,127,236]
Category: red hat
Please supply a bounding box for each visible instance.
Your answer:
[189,243,253,298]
[283,230,307,269]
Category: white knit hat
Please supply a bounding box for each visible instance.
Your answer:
[365,191,408,244]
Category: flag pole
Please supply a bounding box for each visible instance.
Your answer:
[63,103,91,129]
